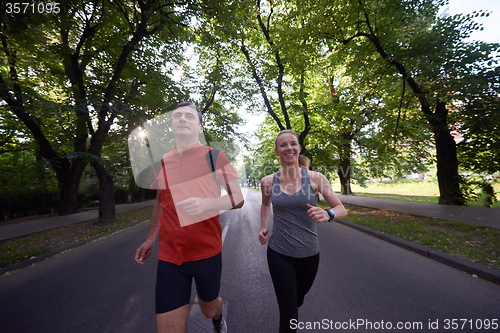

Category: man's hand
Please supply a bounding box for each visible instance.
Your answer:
[135,240,154,264]
[176,197,210,216]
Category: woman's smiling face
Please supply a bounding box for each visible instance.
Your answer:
[274,132,300,164]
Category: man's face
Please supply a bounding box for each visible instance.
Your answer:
[171,106,203,139]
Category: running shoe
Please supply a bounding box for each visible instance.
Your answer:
[213,316,227,333]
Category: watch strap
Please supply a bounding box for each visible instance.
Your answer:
[325,208,335,221]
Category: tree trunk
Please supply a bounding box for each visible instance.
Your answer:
[432,102,464,205]
[58,183,79,215]
[55,157,88,215]
[138,187,146,202]
[338,134,353,195]
[240,41,285,131]
[338,157,353,195]
[93,162,116,223]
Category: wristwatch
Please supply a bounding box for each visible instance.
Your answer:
[325,209,335,222]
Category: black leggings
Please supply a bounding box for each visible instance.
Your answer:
[267,247,320,333]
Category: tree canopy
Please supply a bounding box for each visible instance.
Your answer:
[1,0,498,220]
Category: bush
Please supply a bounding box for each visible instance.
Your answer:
[0,185,155,221]
[0,187,59,221]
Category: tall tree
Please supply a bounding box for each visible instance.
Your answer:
[234,0,314,148]
[0,0,200,221]
[307,0,500,204]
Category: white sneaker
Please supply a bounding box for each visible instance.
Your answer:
[213,317,227,333]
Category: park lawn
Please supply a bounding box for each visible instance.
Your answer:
[0,206,152,270]
[338,179,500,208]
[350,192,439,204]
[319,201,500,270]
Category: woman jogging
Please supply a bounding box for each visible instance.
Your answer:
[259,130,347,333]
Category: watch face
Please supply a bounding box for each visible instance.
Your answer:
[327,209,335,218]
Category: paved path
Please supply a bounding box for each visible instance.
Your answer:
[1,193,499,242]
[1,190,499,333]
[0,200,156,241]
[339,195,500,229]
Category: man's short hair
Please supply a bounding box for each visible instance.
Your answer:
[174,101,203,125]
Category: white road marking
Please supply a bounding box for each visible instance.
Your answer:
[222,219,231,244]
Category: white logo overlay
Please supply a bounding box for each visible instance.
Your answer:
[128,110,246,226]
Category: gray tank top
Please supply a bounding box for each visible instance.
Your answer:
[269,168,319,258]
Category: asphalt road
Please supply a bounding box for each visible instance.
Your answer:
[1,189,499,332]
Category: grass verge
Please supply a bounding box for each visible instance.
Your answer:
[351,192,439,204]
[0,206,152,269]
[347,179,500,208]
[320,201,500,270]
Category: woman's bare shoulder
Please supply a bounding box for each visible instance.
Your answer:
[307,170,327,181]
[261,174,274,186]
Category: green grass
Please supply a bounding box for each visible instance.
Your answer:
[332,179,500,208]
[348,179,440,195]
[318,200,500,269]
[0,206,152,269]
[352,192,439,204]
[77,226,117,240]
[0,244,50,267]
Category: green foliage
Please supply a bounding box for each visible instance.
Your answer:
[298,1,498,199]
[0,140,60,219]
[1,0,499,217]
[0,0,245,218]
[457,95,500,175]
[460,175,498,208]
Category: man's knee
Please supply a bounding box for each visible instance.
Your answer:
[199,296,222,319]
[201,307,217,319]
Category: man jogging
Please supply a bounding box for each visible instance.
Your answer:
[134,101,244,333]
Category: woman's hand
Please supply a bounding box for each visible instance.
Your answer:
[259,228,269,245]
[306,204,330,223]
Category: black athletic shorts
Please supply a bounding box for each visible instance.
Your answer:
[155,252,222,314]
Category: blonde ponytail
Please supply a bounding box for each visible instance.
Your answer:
[299,155,310,169]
